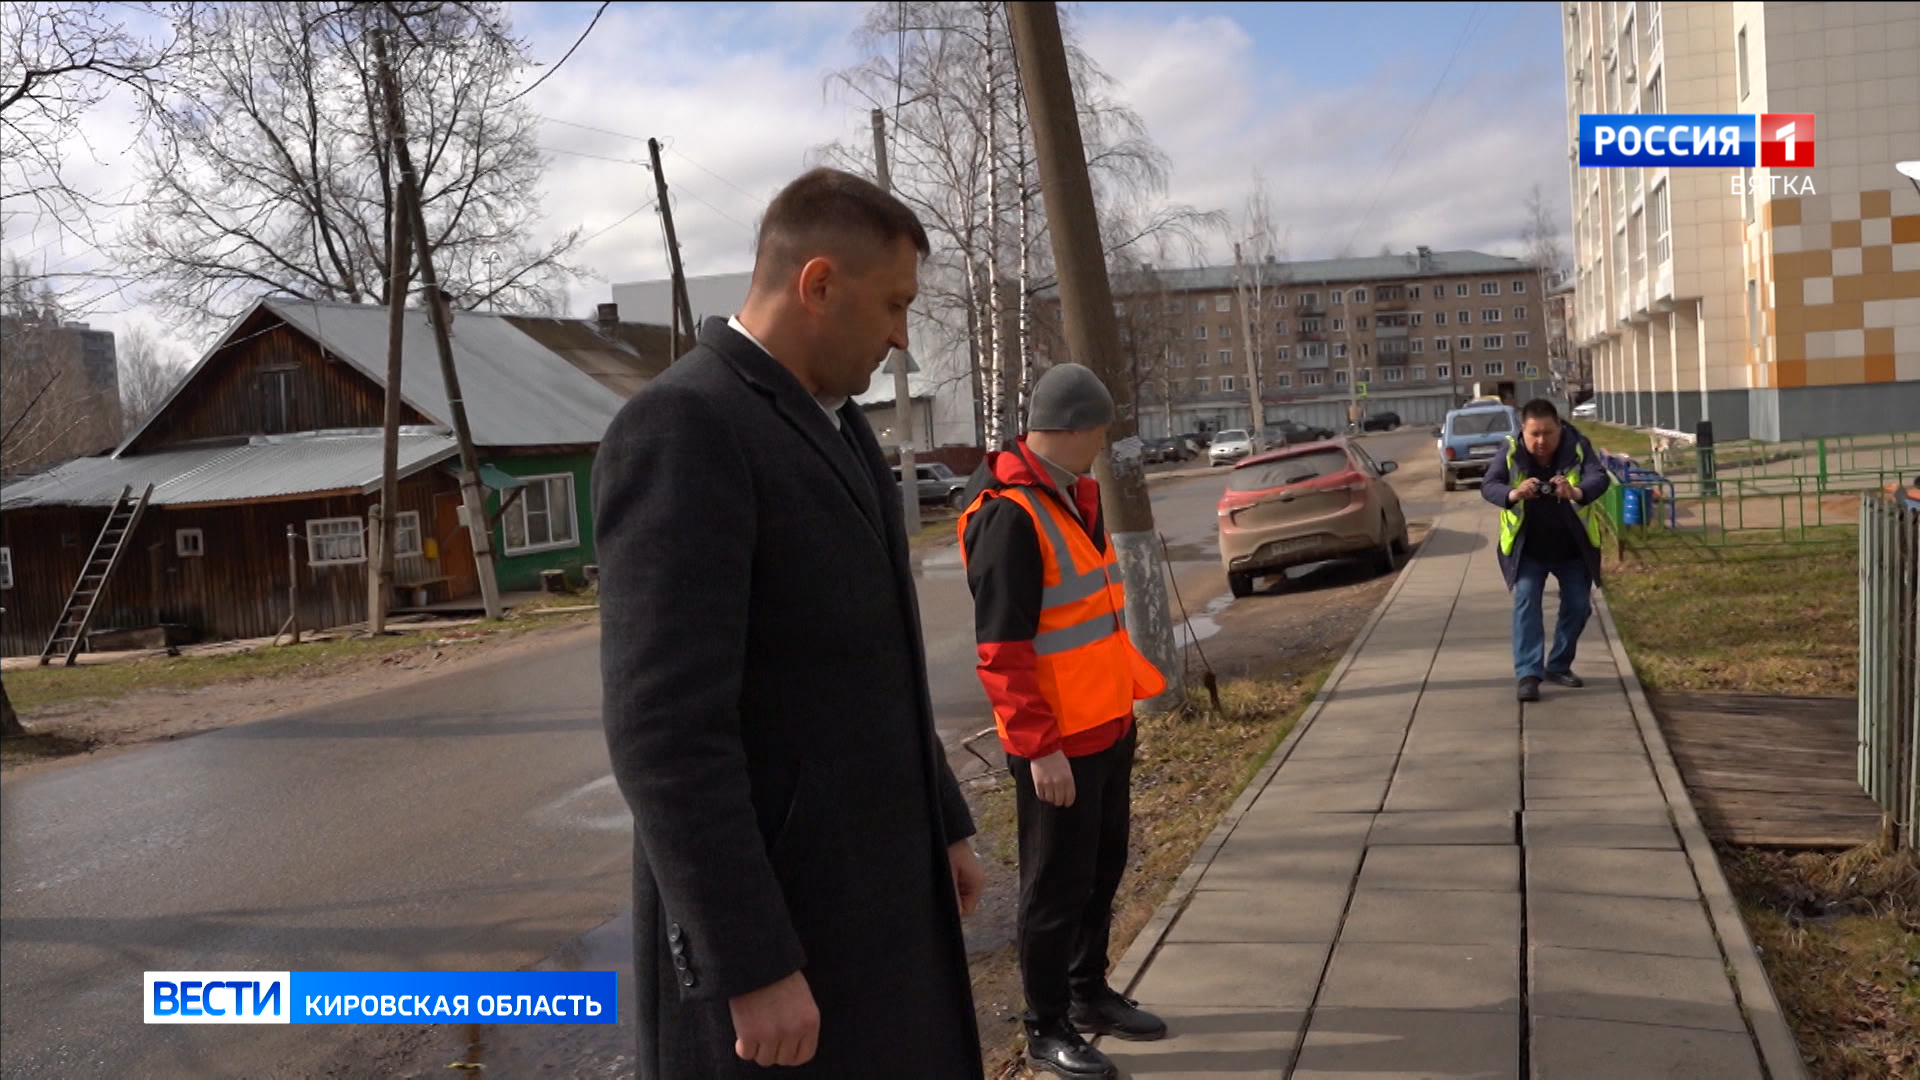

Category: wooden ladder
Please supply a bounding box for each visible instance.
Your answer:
[40,483,155,667]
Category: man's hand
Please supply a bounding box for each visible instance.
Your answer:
[1551,476,1582,502]
[1030,750,1076,807]
[1510,477,1543,504]
[730,971,820,1068]
[948,841,984,916]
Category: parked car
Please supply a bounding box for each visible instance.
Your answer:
[1572,400,1598,419]
[1143,436,1197,464]
[1361,410,1403,432]
[1180,431,1215,449]
[1267,418,1337,446]
[891,461,971,509]
[1216,439,1410,598]
[1438,403,1520,491]
[1208,429,1256,467]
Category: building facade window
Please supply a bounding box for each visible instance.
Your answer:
[1412,366,1426,382]
[1511,279,1527,293]
[1411,338,1425,353]
[1332,318,1345,332]
[307,518,366,566]
[1483,309,1502,323]
[1455,284,1469,298]
[1334,370,1350,386]
[394,510,423,557]
[1275,319,1289,333]
[1194,378,1211,393]
[1485,361,1505,376]
[1458,337,1473,351]
[503,474,580,556]
[1481,282,1500,296]
[1458,310,1472,324]
[1219,324,1232,339]
[1215,295,1232,312]
[1513,306,1528,321]
[1194,325,1207,340]
[1219,349,1233,364]
[1384,367,1404,383]
[1276,373,1292,388]
[1353,288,1369,302]
[1435,364,1450,379]
[1357,316,1370,330]
[1278,346,1291,360]
[176,528,205,558]
[1458,363,1474,377]
[1305,371,1324,386]
[0,546,10,589]
[1220,376,1236,392]
[1436,337,1450,351]
[1435,312,1447,326]
[1412,313,1424,326]
[1331,290,1345,304]
[1514,333,1530,348]
[1334,343,1348,359]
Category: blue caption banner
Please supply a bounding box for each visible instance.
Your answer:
[146,971,618,1024]
[1579,113,1757,167]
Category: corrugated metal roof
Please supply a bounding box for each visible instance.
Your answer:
[3,432,458,510]
[1101,250,1537,295]
[263,300,638,447]
[503,315,673,400]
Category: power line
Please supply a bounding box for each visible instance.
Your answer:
[538,145,649,168]
[670,186,752,234]
[536,115,647,143]
[665,143,758,205]
[579,200,658,247]
[500,1,612,106]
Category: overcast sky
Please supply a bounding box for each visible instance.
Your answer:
[9,0,1571,359]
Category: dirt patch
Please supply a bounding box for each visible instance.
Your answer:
[1722,843,1920,1080]
[2,615,599,773]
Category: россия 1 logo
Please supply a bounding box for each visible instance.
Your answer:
[1580,113,1815,168]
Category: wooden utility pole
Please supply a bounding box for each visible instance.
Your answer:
[1008,0,1181,710]
[374,28,502,621]
[1233,242,1266,445]
[286,525,301,645]
[873,108,921,535]
[371,176,413,636]
[648,138,697,357]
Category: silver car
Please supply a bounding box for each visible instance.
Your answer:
[1209,429,1255,467]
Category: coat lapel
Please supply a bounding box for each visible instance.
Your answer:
[700,319,887,543]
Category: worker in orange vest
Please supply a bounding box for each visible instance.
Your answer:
[957,363,1168,1080]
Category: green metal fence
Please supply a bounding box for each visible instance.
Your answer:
[1598,444,1912,548]
[1859,493,1919,850]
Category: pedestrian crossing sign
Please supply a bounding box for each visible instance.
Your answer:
[1357,383,1368,397]
[1524,365,1540,379]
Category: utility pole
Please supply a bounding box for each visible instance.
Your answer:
[371,176,413,636]
[1008,0,1181,710]
[375,28,502,621]
[648,138,697,357]
[873,109,921,535]
[1233,242,1265,445]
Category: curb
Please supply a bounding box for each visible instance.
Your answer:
[1593,591,1810,1080]
[1103,506,1441,997]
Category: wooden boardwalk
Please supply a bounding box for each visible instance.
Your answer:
[1648,690,1883,849]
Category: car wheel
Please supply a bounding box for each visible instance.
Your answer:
[950,489,970,510]
[1376,523,1404,577]
[1228,571,1255,599]
[1443,473,1456,492]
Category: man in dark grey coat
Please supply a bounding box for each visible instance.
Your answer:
[593,167,985,1078]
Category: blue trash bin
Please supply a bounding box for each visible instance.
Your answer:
[1622,486,1645,526]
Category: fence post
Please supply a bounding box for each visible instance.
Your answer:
[287,525,301,647]
[1818,438,1829,493]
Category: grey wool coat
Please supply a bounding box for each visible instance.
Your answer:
[592,318,984,1079]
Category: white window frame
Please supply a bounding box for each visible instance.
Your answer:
[1275,319,1289,333]
[1411,338,1425,353]
[1220,376,1236,392]
[1194,325,1208,340]
[176,528,205,558]
[1412,366,1426,382]
[1304,371,1325,387]
[1437,337,1450,352]
[1214,295,1232,312]
[1171,379,1185,395]
[1332,318,1345,332]
[1455,284,1469,298]
[1276,373,1292,387]
[1458,310,1472,324]
[1485,361,1506,376]
[1218,324,1232,340]
[1353,288,1369,302]
[1411,286,1422,299]
[1360,368,1373,382]
[1481,282,1500,296]
[1514,333,1531,348]
[1334,343,1349,359]
[1334,369,1350,386]
[1458,337,1473,352]
[1411,313,1424,326]
[1331,290,1345,304]
[1483,309,1503,323]
[0,546,11,590]
[1171,353,1187,368]
[1277,346,1291,360]
[1218,349,1233,364]
[503,473,580,557]
[1512,279,1527,294]
[1384,367,1404,383]
[1459,362,1474,377]
[1513,306,1528,321]
[1194,377,1211,394]
[307,517,367,566]
[1484,335,1503,350]
[1193,298,1207,313]
[393,510,423,557]
[1435,363,1451,379]
[1435,312,1447,326]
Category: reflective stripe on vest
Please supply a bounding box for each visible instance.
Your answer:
[1499,439,1602,557]
[959,483,1168,739]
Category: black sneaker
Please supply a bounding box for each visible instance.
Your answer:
[1070,989,1169,1042]
[1025,1022,1118,1079]
[1545,671,1585,688]
[1517,677,1542,702]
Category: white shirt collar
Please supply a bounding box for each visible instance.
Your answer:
[728,315,844,430]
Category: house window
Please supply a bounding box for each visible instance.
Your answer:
[1215,295,1232,312]
[0,546,10,589]
[1483,309,1502,323]
[1193,299,1207,313]
[1511,279,1527,294]
[1218,324,1232,340]
[1194,325,1208,340]
[1410,286,1422,299]
[1305,371,1325,387]
[1331,290,1345,304]
[1481,282,1500,296]
[1171,354,1187,368]
[1353,288,1368,303]
[1194,378,1211,394]
[394,510,423,557]
[1384,367,1404,383]
[1411,313,1424,326]
[1276,373,1292,388]
[1485,361,1506,376]
[1164,299,1182,314]
[1334,343,1349,359]
[1483,335,1503,350]
[1332,318,1345,332]
[1436,338,1450,352]
[1357,316,1370,330]
[1334,370,1350,386]
[1514,333,1530,348]
[1513,306,1528,321]
[1218,350,1233,364]
[1277,346,1291,360]
[307,518,367,566]
[1435,312,1447,326]
[1411,338,1425,353]
[1275,320,1288,333]
[257,369,294,434]
[1458,337,1473,351]
[503,474,579,556]
[176,529,205,558]
[1459,363,1474,377]
[1196,352,1210,367]
[1271,293,1287,309]
[1302,343,1327,360]
[1459,311,1473,324]
[1360,368,1373,382]
[1301,319,1323,333]
[1412,366,1426,382]
[1435,364,1451,379]
[1220,376,1236,392]
[1361,344,1371,359]
[1455,284,1469,298]
[1171,380,1185,395]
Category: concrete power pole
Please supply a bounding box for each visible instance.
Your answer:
[375,29,502,620]
[648,138,698,357]
[1008,0,1181,711]
[873,108,920,535]
[1233,242,1265,445]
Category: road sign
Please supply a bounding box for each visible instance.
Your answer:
[1356,382,1368,398]
[1524,365,1541,379]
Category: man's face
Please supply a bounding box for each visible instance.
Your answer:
[1523,416,1562,462]
[815,236,918,398]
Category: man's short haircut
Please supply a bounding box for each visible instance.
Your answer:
[1521,398,1561,424]
[751,168,930,289]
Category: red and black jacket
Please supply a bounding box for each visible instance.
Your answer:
[959,439,1132,760]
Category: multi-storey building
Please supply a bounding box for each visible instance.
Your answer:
[1562,1,1920,440]
[0,314,122,475]
[1039,249,1554,438]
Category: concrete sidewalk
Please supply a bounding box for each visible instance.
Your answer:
[1100,503,1805,1080]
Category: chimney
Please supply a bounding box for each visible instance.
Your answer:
[1416,245,1433,271]
[596,302,619,334]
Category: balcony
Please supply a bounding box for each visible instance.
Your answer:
[1371,297,1408,312]
[1375,324,1409,339]
[1295,303,1327,317]
[1296,353,1331,370]
[1296,330,1326,342]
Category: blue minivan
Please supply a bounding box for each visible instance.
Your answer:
[1438,403,1520,492]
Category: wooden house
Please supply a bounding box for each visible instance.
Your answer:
[0,299,670,658]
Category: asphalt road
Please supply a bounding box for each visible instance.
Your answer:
[0,428,1447,1078]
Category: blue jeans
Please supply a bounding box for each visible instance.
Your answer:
[1512,555,1593,681]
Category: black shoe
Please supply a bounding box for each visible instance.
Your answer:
[1025,1023,1118,1079]
[1517,677,1541,703]
[1070,989,1169,1042]
[1544,671,1584,688]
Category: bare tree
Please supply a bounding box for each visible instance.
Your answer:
[121,1,580,331]
[1,253,122,474]
[117,322,188,432]
[1521,182,1571,387]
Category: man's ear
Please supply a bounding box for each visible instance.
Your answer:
[796,256,835,314]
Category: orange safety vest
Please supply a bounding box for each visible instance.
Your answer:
[958,485,1168,741]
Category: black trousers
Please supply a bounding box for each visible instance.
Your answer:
[1007,724,1137,1025]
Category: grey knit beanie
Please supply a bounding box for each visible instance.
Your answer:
[1026,363,1115,432]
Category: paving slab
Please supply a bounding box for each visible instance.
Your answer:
[1130,943,1327,1008]
[1169,885,1352,944]
[1287,732,1408,760]
[1366,810,1516,846]
[1202,838,1368,889]
[1295,1009,1520,1080]
[1523,776,1665,801]
[1522,751,1659,783]
[1227,808,1377,849]
[1275,754,1404,785]
[1318,942,1520,1012]
[1531,946,1747,1032]
[1401,728,1519,756]
[1356,845,1520,893]
[1098,1008,1304,1078]
[1522,810,1680,850]
[1522,793,1672,813]
[1341,889,1521,946]
[1522,728,1648,754]
[1384,773,1523,813]
[1528,892,1722,959]
[1525,846,1700,901]
[1254,780,1389,813]
[1530,1016,1765,1080]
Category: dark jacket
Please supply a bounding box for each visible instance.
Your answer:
[958,440,1131,761]
[593,318,982,1079]
[1480,421,1612,590]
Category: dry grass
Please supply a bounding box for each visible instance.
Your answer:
[1581,420,1655,460]
[1722,841,1920,1080]
[971,668,1333,1076]
[1604,531,1857,696]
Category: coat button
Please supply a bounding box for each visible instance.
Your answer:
[673,954,690,971]
[668,923,683,944]
[681,973,697,988]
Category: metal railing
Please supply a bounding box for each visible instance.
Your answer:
[1859,492,1919,849]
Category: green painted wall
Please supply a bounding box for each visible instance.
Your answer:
[481,451,598,592]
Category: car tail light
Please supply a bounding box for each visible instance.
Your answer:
[1444,446,1457,461]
